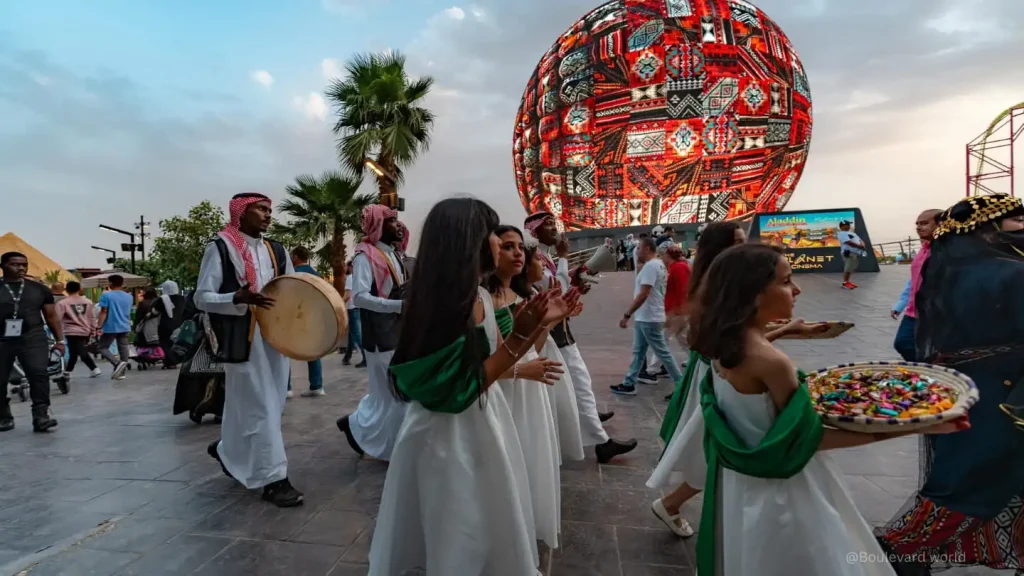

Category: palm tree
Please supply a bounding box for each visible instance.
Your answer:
[272,172,373,293]
[325,50,435,205]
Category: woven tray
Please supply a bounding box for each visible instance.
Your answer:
[768,321,854,339]
[807,361,979,433]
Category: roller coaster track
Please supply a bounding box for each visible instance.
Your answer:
[967,102,1024,196]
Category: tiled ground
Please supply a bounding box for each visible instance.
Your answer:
[0,266,1008,575]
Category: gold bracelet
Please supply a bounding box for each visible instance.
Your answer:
[502,340,520,360]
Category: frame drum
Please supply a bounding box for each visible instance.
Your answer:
[254,273,348,361]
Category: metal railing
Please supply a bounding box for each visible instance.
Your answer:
[873,237,924,264]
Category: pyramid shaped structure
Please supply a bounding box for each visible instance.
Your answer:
[0,232,77,283]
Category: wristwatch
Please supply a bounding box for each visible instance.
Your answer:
[623,312,631,319]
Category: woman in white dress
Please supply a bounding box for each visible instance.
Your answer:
[487,225,565,550]
[369,198,576,576]
[520,245,586,463]
[648,222,826,538]
[686,243,969,576]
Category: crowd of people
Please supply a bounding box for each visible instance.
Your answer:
[2,190,1023,575]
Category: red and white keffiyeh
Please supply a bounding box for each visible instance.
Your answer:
[218,193,270,288]
[353,204,404,296]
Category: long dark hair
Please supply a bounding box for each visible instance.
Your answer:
[689,243,783,369]
[391,197,500,400]
[689,221,742,300]
[484,225,527,298]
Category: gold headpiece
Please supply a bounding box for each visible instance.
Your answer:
[934,194,1024,238]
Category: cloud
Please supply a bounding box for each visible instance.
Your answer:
[293,92,328,121]
[321,58,342,81]
[251,70,273,88]
[444,7,466,21]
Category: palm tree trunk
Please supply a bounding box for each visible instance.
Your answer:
[378,155,397,207]
[331,222,347,294]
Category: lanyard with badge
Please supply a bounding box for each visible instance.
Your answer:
[2,280,24,337]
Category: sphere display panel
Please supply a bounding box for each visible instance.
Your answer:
[512,0,812,230]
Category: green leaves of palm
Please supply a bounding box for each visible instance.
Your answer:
[272,171,372,291]
[325,51,435,181]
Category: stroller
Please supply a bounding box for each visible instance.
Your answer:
[7,337,69,402]
[132,311,165,370]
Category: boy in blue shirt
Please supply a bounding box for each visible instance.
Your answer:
[96,274,133,379]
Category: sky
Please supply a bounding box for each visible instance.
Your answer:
[1,0,1023,269]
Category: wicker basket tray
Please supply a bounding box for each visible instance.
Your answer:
[807,361,979,433]
[768,321,854,339]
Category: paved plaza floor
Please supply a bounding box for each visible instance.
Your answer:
[0,266,1008,575]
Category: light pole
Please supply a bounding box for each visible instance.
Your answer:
[91,246,117,267]
[99,224,142,273]
[134,216,150,262]
[364,158,403,210]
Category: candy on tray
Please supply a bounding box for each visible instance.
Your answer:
[809,368,956,419]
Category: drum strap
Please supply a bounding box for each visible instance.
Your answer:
[373,246,405,287]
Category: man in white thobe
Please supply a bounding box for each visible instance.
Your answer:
[337,205,408,461]
[196,193,301,507]
[524,211,637,464]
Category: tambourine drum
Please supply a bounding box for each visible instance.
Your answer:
[254,273,348,361]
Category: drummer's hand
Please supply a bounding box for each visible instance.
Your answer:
[920,416,971,435]
[233,284,275,309]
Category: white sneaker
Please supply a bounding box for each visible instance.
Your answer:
[112,362,129,380]
[286,390,294,399]
[301,389,325,398]
[90,368,102,378]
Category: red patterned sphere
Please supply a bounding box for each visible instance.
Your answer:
[512,0,812,229]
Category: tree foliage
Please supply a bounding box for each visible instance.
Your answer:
[271,172,372,293]
[147,201,226,289]
[325,50,435,200]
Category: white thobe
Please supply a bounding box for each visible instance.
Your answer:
[539,244,609,447]
[195,234,294,489]
[349,242,407,461]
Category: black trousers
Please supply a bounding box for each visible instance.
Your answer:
[0,332,51,408]
[66,335,97,372]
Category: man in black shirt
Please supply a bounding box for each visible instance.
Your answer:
[0,252,62,432]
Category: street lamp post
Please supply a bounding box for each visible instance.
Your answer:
[91,246,117,266]
[134,216,150,262]
[364,158,403,210]
[99,224,141,273]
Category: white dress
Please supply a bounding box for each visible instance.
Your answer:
[194,235,294,490]
[369,287,539,576]
[497,302,562,549]
[647,358,709,490]
[540,336,585,462]
[707,370,895,576]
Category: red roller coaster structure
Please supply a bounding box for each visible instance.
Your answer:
[966,103,1024,197]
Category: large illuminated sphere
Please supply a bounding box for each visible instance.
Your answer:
[513,0,812,229]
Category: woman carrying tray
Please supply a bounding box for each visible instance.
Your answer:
[689,243,966,576]
[877,194,1024,575]
[648,222,826,538]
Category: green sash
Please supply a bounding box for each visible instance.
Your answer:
[389,327,490,414]
[659,350,704,450]
[494,302,517,339]
[697,368,823,576]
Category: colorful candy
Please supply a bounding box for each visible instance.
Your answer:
[809,368,956,419]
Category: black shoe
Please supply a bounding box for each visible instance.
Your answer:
[0,399,13,432]
[595,438,638,464]
[336,415,364,456]
[189,409,203,424]
[31,406,57,432]
[655,367,670,379]
[610,384,637,396]
[637,371,657,384]
[665,393,674,401]
[599,411,614,423]
[355,359,367,368]
[342,358,351,366]
[207,440,234,479]
[262,478,304,508]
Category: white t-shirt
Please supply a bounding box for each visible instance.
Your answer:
[838,231,867,257]
[633,258,667,323]
[344,275,356,310]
